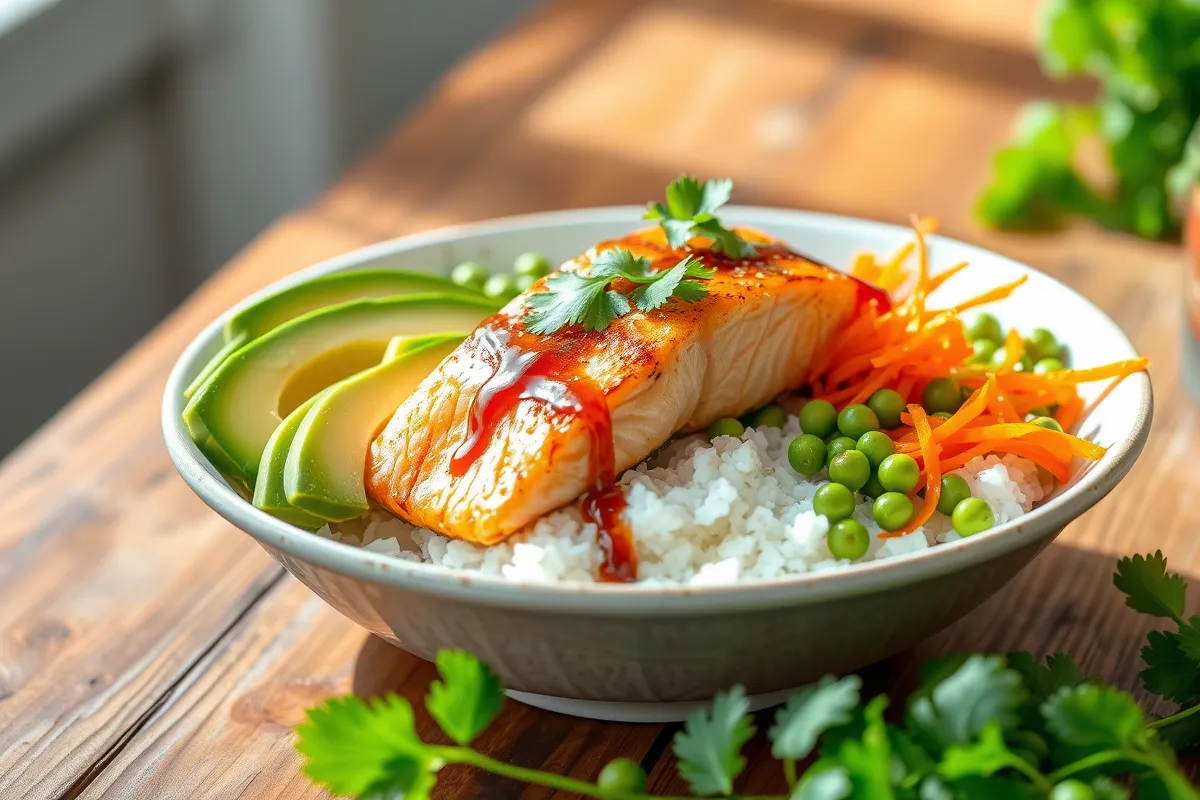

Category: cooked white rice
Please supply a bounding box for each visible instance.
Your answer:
[320,415,1048,585]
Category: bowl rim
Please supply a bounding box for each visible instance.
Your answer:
[162,205,1153,616]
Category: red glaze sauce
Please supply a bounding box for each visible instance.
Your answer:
[449,327,637,582]
[448,229,891,583]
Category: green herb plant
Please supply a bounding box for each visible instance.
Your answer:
[523,247,715,335]
[645,176,759,258]
[296,552,1200,799]
[977,0,1200,238]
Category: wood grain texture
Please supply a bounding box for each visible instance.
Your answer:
[2,0,1197,797]
[0,214,374,799]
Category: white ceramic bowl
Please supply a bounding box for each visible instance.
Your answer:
[163,207,1152,722]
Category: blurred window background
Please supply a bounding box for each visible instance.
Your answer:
[0,0,537,457]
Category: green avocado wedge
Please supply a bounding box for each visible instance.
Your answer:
[184,269,491,397]
[284,333,466,521]
[182,293,494,489]
[253,389,333,530]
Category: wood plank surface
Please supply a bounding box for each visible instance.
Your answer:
[2,0,1197,797]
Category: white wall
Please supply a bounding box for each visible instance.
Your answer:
[0,0,538,456]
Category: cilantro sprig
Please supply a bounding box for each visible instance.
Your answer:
[296,552,1200,800]
[523,247,715,335]
[976,1,1200,238]
[645,176,759,257]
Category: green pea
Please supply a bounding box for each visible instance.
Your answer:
[860,474,885,498]
[799,399,838,438]
[1026,406,1052,419]
[513,251,552,279]
[856,430,895,469]
[932,411,953,420]
[965,312,1003,344]
[1026,327,1062,361]
[991,346,1032,372]
[825,436,857,466]
[873,492,915,532]
[922,377,962,415]
[707,417,745,438]
[952,497,995,537]
[1030,416,1064,432]
[751,404,788,429]
[450,261,489,290]
[829,450,871,492]
[788,434,827,477]
[968,338,997,364]
[1033,357,1064,374]
[878,453,920,493]
[866,389,905,429]
[1049,780,1095,800]
[597,759,647,794]
[827,518,870,561]
[813,482,856,522]
[936,474,971,516]
[482,273,518,300]
[837,404,879,440]
[514,273,539,292]
[960,385,975,403]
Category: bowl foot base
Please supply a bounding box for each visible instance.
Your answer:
[506,686,799,723]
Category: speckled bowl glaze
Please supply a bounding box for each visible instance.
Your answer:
[164,208,1152,721]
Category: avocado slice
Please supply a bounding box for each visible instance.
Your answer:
[284,333,465,521]
[184,269,491,397]
[253,389,333,530]
[182,293,493,488]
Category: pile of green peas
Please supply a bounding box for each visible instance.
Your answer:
[964,312,1070,376]
[449,251,552,302]
[697,310,1070,562]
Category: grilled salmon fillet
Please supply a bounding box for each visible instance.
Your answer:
[367,227,860,545]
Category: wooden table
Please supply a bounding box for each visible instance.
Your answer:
[1,1,1194,797]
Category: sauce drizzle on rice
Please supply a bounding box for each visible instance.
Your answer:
[448,229,872,582]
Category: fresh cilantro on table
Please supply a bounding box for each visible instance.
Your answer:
[976,0,1200,238]
[296,552,1200,799]
[523,247,715,335]
[645,176,759,257]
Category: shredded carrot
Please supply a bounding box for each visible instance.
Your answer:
[947,275,1029,315]
[995,329,1024,374]
[936,441,1000,473]
[1055,394,1085,431]
[948,423,1106,460]
[807,216,1147,512]
[988,441,1071,482]
[932,378,993,442]
[882,405,941,539]
[926,260,969,293]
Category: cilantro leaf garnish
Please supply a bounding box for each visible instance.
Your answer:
[673,685,756,796]
[425,649,504,746]
[827,696,893,798]
[523,248,712,335]
[938,722,1022,781]
[1115,551,1187,621]
[645,175,758,257]
[1007,651,1086,704]
[1142,629,1200,705]
[769,675,861,760]
[907,655,1026,751]
[1178,617,1200,662]
[296,694,439,799]
[1041,684,1147,750]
